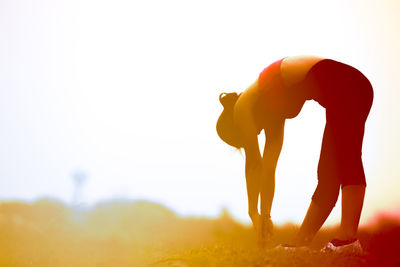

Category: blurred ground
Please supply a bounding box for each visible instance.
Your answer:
[0,199,399,267]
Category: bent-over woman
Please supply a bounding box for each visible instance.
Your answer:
[216,55,373,251]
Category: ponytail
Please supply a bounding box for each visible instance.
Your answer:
[219,92,240,110]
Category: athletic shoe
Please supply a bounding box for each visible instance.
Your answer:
[320,239,364,255]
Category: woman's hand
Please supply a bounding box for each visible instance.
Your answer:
[249,211,261,232]
[249,212,263,248]
[260,215,273,239]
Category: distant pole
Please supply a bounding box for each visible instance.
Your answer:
[72,169,88,206]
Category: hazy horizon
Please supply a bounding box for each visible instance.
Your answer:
[1,0,399,225]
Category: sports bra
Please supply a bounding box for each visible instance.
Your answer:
[257,58,305,118]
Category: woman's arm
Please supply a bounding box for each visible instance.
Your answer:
[233,78,285,246]
[260,119,285,218]
[233,81,263,218]
[241,119,284,246]
[244,135,263,217]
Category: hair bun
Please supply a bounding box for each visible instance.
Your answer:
[219,92,239,109]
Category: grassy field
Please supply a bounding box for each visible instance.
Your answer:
[0,200,399,267]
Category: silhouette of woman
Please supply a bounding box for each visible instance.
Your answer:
[216,56,373,249]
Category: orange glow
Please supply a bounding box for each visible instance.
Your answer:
[0,199,399,266]
[1,0,399,261]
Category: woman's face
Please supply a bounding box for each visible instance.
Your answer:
[217,92,245,148]
[216,110,244,149]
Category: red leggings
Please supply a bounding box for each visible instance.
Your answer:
[303,59,374,208]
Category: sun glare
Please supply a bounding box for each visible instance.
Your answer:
[0,0,398,227]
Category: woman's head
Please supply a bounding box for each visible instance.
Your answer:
[216,92,244,149]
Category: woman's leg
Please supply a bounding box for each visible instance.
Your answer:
[295,183,366,245]
[332,110,369,241]
[295,121,341,245]
[336,185,366,240]
[297,59,373,245]
[325,90,371,242]
[295,200,336,245]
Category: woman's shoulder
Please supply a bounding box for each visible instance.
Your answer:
[280,55,326,87]
[234,80,259,121]
[234,80,286,134]
[233,81,260,134]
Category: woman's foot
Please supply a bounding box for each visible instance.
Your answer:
[329,238,358,246]
[321,239,364,255]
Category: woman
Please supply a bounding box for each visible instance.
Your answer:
[216,56,373,250]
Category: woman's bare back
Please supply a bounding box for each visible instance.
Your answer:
[280,55,325,87]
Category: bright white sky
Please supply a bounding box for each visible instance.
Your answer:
[0,0,399,225]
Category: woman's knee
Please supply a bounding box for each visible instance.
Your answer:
[311,179,340,209]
